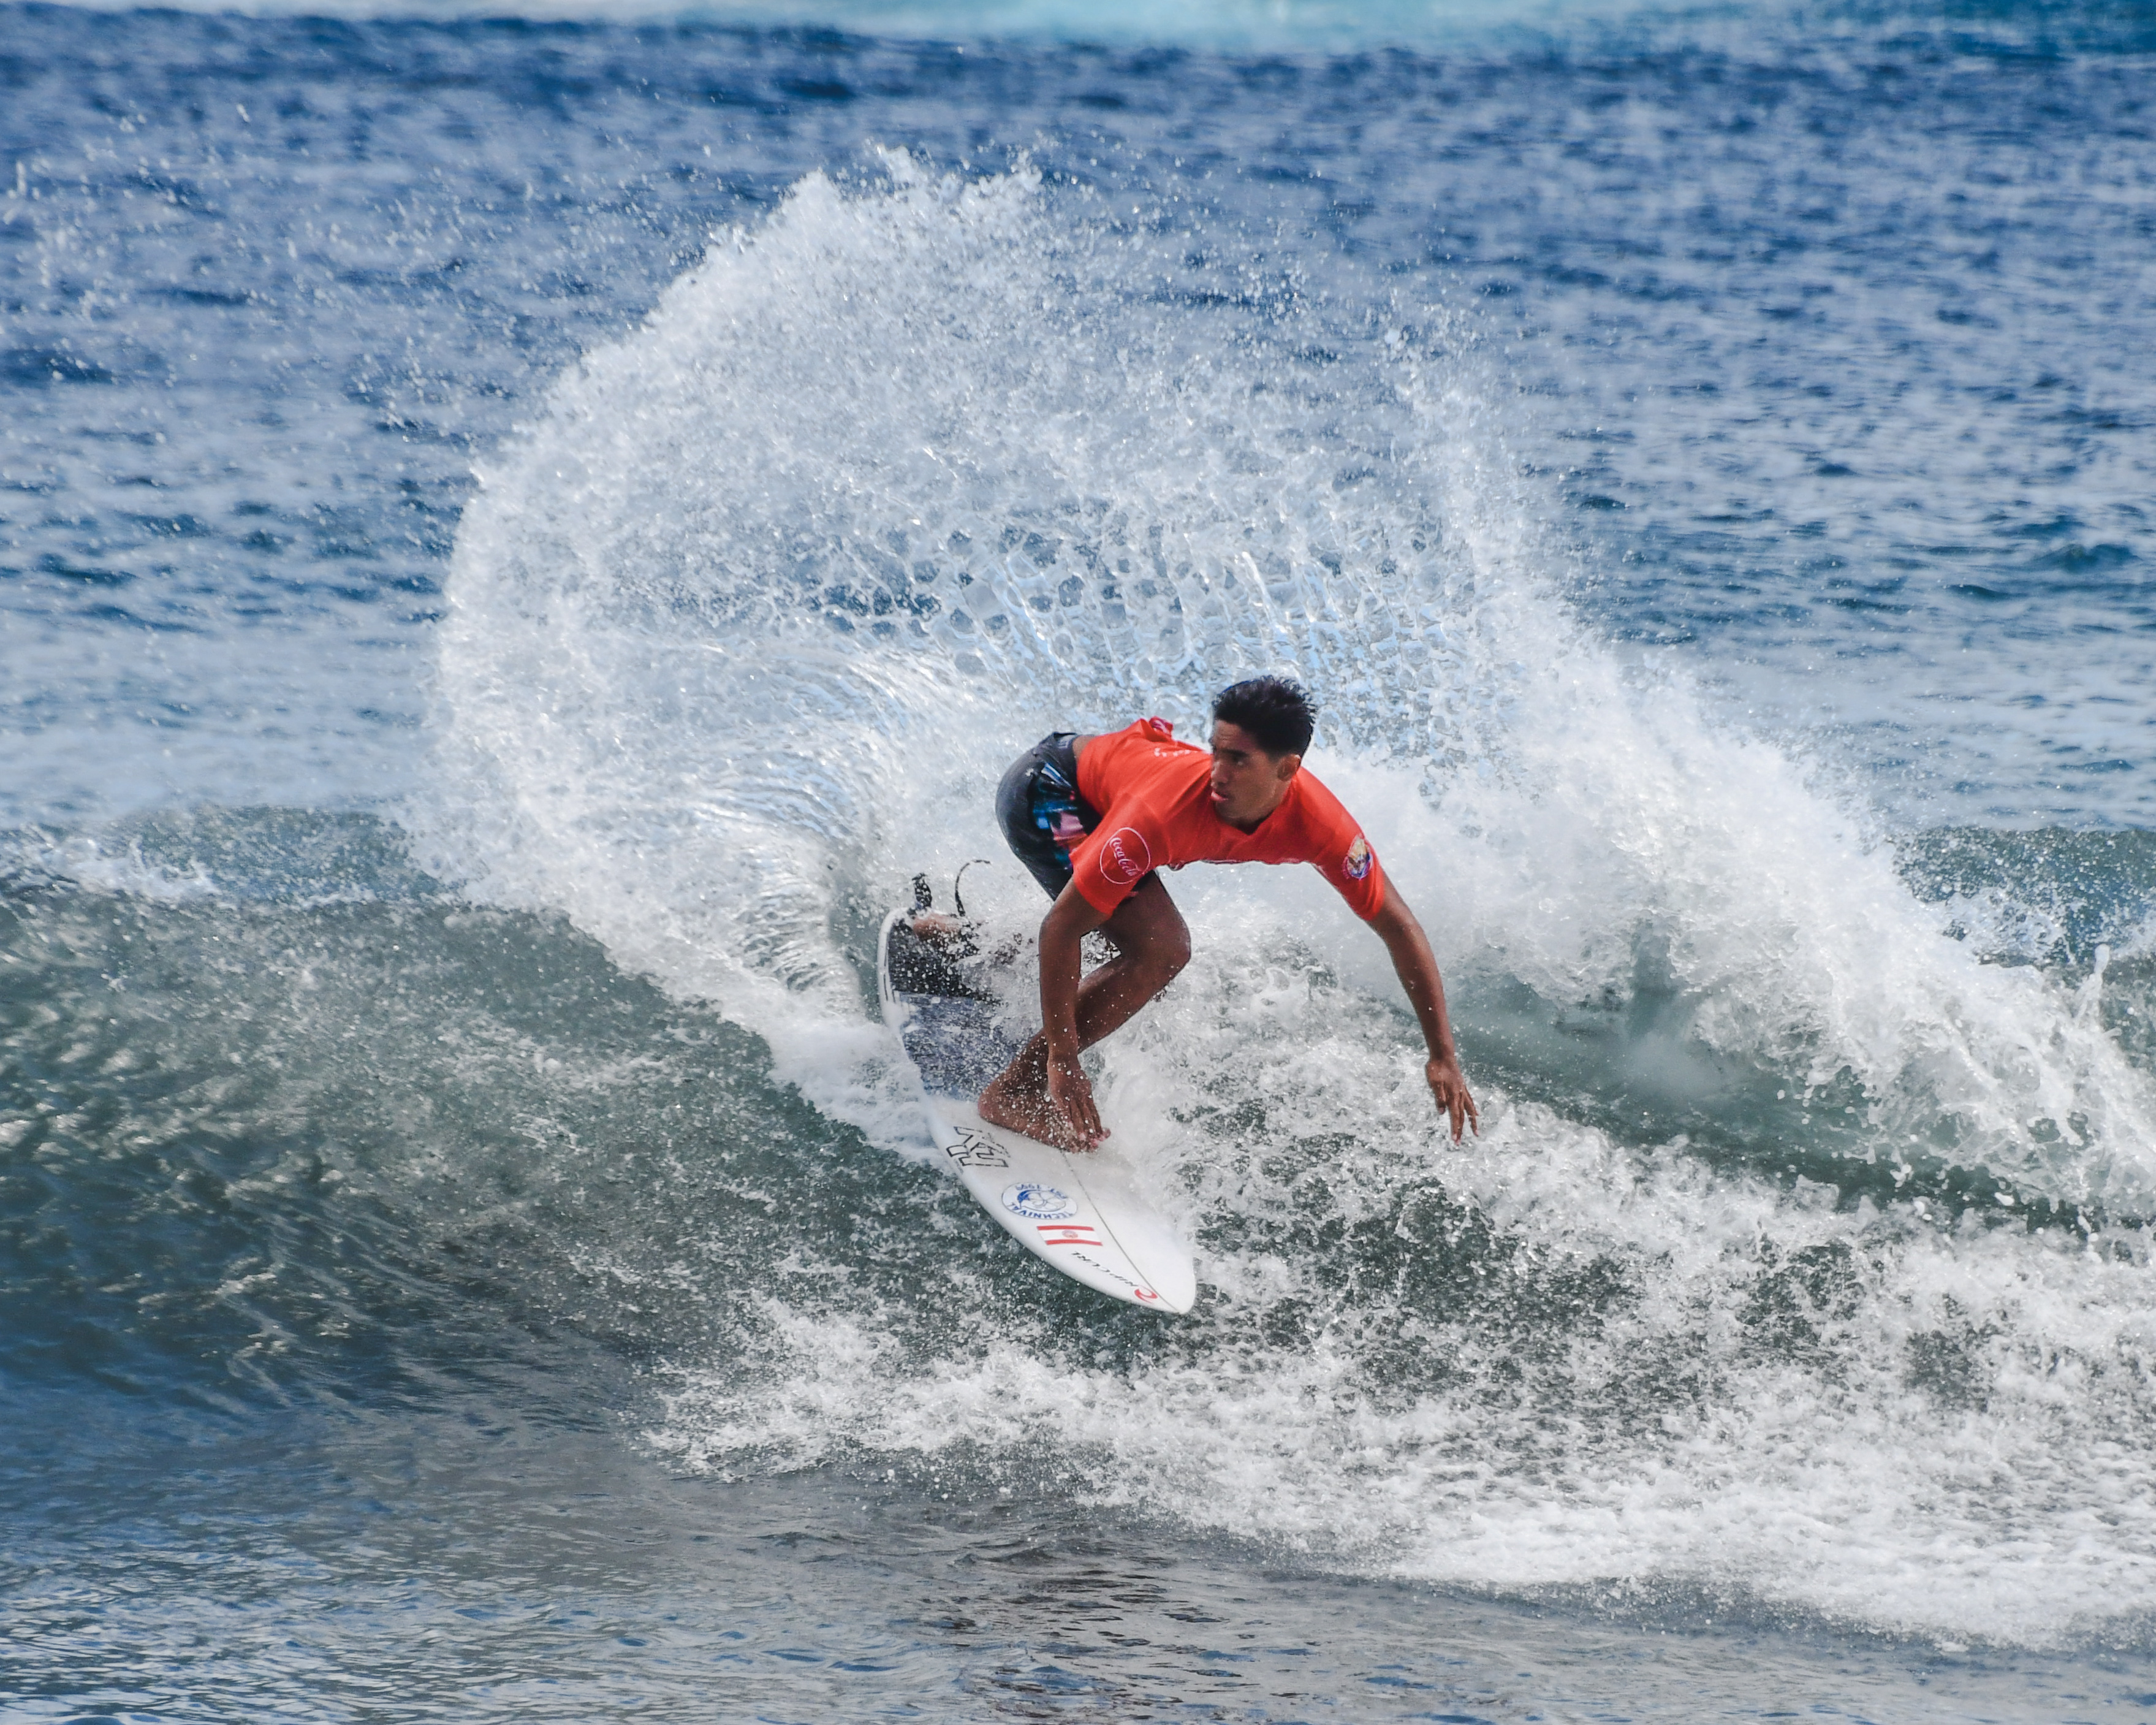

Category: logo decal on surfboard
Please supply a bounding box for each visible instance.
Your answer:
[1001,1182,1079,1221]
[944,1129,1009,1169]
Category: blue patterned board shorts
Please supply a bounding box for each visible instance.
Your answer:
[995,731,1113,901]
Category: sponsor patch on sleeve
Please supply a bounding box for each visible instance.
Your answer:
[1098,825,1153,886]
[1343,834,1373,880]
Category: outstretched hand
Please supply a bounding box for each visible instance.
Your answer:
[1427,1053,1479,1143]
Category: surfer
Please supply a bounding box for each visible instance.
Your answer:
[972,675,1478,1152]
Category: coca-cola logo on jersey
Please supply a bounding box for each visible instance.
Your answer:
[1099,826,1152,884]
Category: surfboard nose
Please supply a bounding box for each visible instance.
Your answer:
[882,905,1198,1317]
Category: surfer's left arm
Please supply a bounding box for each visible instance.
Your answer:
[1365,888,1479,1142]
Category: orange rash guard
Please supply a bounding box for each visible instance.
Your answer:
[1069,717,1388,920]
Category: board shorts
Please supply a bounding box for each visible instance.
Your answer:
[995,731,1154,902]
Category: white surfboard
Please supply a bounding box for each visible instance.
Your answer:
[878,905,1197,1314]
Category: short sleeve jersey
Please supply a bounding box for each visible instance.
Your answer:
[1068,717,1387,920]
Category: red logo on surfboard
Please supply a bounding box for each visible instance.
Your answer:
[1038,1222,1103,1253]
[1099,826,1152,885]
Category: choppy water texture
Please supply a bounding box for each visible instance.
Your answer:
[6,3,2156,1719]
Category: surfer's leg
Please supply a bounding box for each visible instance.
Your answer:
[1072,873,1190,1045]
[978,877,1188,1146]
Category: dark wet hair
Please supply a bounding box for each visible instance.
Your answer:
[1212,675,1316,758]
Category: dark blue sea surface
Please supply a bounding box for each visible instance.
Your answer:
[6,4,2156,1718]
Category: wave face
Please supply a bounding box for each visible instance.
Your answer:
[425,158,2156,1645]
[10,8,2156,1712]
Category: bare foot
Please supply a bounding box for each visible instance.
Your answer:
[910,912,976,955]
[979,1067,1096,1152]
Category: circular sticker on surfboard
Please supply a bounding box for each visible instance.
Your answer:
[1001,1182,1078,1221]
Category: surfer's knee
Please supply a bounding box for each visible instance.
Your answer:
[1149,920,1191,985]
[1142,891,1191,984]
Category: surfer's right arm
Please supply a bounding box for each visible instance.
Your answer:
[1038,880,1110,1147]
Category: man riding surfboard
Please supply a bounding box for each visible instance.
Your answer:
[973,675,1477,1151]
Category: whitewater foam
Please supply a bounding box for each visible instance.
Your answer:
[430,156,2156,1645]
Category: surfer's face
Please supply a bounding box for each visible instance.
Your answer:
[1208,721,1301,829]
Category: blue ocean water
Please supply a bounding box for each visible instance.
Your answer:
[6,2,2156,1718]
